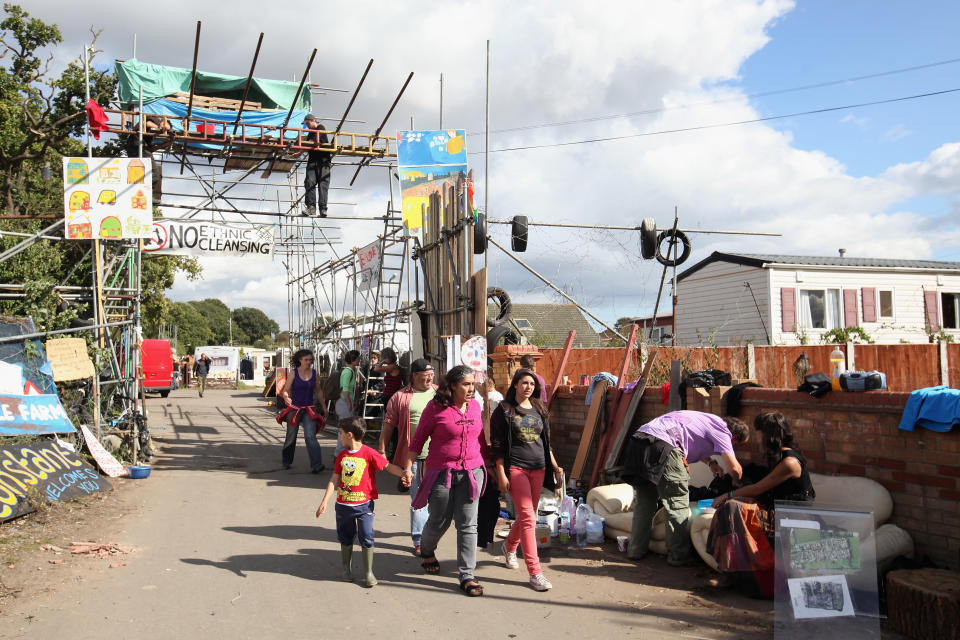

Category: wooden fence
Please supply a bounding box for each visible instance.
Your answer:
[536,342,954,392]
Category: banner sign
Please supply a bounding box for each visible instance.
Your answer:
[143,220,275,258]
[62,157,153,239]
[0,394,76,436]
[396,129,467,239]
[356,240,381,291]
[0,441,105,522]
[0,318,59,396]
[45,337,95,382]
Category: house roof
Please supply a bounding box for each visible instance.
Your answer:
[678,251,960,281]
[488,303,602,347]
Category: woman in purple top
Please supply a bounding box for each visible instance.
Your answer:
[281,349,329,472]
[402,364,488,597]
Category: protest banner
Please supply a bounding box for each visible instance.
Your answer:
[143,220,274,259]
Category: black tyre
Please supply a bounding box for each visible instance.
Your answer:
[160,390,170,398]
[655,229,692,266]
[640,218,657,260]
[486,287,512,327]
[486,323,520,347]
[511,215,528,252]
[473,212,487,254]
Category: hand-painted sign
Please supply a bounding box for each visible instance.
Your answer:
[396,130,467,239]
[143,220,275,259]
[62,157,153,239]
[460,335,487,383]
[356,240,381,291]
[45,337,96,382]
[0,318,58,396]
[78,423,129,478]
[0,441,105,522]
[0,394,76,435]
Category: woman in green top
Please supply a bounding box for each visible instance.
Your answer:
[336,350,361,421]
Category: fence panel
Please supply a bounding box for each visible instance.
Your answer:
[853,344,940,392]
[753,345,837,389]
[537,348,638,386]
[949,344,960,389]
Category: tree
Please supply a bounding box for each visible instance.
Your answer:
[232,306,279,344]
[188,299,232,344]
[166,301,213,353]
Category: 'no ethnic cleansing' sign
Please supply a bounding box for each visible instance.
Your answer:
[0,441,105,521]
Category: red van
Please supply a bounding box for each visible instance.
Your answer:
[141,339,175,397]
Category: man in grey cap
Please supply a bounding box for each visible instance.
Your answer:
[379,358,437,554]
[302,113,332,217]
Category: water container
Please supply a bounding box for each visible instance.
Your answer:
[575,502,588,547]
[829,346,845,391]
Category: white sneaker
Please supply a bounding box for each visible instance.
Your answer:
[529,573,552,591]
[501,541,519,569]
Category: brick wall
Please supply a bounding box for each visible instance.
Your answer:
[547,384,960,569]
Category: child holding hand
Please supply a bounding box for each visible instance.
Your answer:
[317,417,409,587]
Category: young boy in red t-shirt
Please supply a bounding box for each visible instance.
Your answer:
[317,417,408,587]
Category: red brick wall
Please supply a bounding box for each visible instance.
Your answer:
[547,385,960,569]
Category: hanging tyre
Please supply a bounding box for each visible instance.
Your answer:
[655,229,692,266]
[640,218,657,260]
[486,287,512,327]
[511,215,528,252]
[486,323,519,347]
[473,212,487,254]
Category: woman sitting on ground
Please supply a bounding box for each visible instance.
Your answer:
[490,368,562,592]
[706,411,814,597]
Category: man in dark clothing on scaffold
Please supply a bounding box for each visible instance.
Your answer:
[302,113,332,218]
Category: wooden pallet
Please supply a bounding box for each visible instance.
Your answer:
[570,379,609,481]
[167,92,264,112]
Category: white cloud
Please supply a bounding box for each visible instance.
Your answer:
[881,124,911,142]
[26,0,959,330]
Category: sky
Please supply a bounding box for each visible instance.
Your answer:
[25,0,960,333]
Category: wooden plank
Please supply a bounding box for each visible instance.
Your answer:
[603,348,658,469]
[570,379,609,481]
[590,387,627,488]
[668,360,682,410]
[546,330,576,409]
[167,92,263,111]
[470,267,487,338]
[615,323,638,387]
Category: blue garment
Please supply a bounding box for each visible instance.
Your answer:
[898,386,960,433]
[409,459,430,547]
[585,372,618,406]
[335,501,375,548]
[290,368,316,407]
[281,413,324,470]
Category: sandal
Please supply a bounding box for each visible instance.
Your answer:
[420,555,440,575]
[459,578,484,597]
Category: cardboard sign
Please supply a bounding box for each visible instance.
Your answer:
[45,337,95,381]
[356,240,381,291]
[143,220,274,259]
[62,157,153,239]
[0,441,105,522]
[0,394,75,436]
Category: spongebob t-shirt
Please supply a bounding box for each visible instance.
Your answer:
[333,444,389,505]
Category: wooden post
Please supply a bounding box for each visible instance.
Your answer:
[846,341,856,371]
[747,343,756,379]
[547,330,576,409]
[668,360,682,411]
[940,340,949,387]
[615,323,638,388]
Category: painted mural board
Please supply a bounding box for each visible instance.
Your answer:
[143,220,275,259]
[0,441,105,522]
[0,394,75,435]
[396,129,467,239]
[62,156,153,240]
[356,240,381,291]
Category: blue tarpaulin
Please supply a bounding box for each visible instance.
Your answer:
[141,99,312,150]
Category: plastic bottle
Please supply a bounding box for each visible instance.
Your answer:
[829,346,845,391]
[575,502,588,547]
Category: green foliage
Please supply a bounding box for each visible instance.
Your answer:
[188,298,231,344]
[166,301,213,353]
[820,327,874,344]
[927,328,955,344]
[140,255,201,337]
[232,306,279,343]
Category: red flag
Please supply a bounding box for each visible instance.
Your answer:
[85,99,109,140]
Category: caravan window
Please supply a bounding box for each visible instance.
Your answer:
[943,292,960,329]
[799,289,841,330]
[211,356,229,367]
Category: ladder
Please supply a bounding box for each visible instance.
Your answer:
[359,211,410,434]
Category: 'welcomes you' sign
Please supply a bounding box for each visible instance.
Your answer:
[0,441,105,521]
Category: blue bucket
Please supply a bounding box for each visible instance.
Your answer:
[128,465,152,479]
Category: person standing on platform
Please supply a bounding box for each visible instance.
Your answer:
[302,114,332,218]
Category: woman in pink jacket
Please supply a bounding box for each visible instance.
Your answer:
[403,364,488,597]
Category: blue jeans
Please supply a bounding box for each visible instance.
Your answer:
[281,413,324,470]
[409,459,430,547]
[335,501,375,548]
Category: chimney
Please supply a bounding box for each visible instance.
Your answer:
[839,248,847,258]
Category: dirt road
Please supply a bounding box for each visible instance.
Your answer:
[1,389,773,639]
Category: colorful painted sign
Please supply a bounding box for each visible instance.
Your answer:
[0,441,105,522]
[62,157,153,239]
[143,221,274,259]
[78,423,129,478]
[460,335,487,384]
[396,130,467,239]
[0,394,75,436]
[356,240,381,291]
